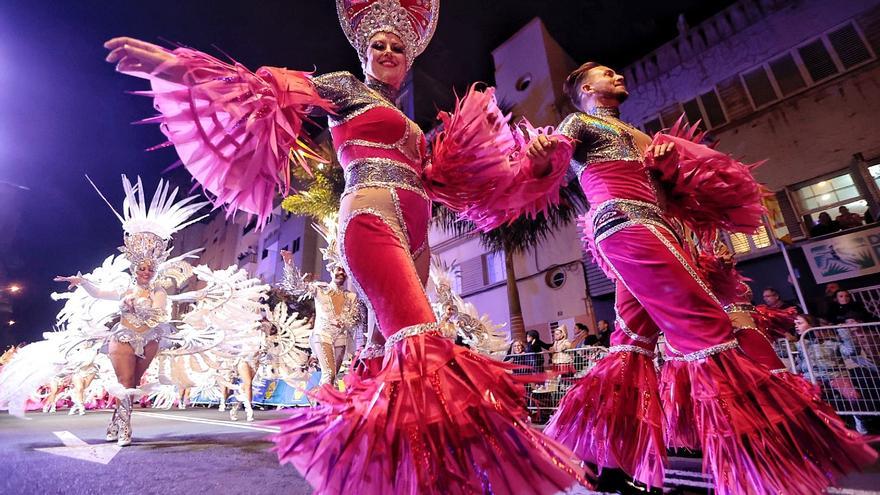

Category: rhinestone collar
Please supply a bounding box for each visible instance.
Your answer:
[587,106,621,119]
[365,76,400,106]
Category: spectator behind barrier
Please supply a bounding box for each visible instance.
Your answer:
[525,329,552,372]
[503,340,532,375]
[826,289,871,324]
[763,287,797,311]
[550,326,574,376]
[794,314,862,415]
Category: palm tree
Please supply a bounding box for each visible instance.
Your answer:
[433,179,586,341]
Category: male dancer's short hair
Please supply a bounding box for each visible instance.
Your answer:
[563,61,600,107]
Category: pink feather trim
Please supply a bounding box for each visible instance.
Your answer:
[131,48,333,228]
[424,85,573,231]
[647,117,768,243]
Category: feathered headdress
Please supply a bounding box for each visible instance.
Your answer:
[336,0,439,69]
[313,215,343,274]
[89,175,209,270]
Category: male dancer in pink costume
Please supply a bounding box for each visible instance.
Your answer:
[530,62,876,495]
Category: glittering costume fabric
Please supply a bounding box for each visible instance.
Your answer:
[543,108,876,493]
[270,71,588,494]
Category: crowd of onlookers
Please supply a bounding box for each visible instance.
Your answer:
[505,280,880,432]
[808,205,870,237]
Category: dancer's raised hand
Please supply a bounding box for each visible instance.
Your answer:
[54,274,83,290]
[104,37,181,81]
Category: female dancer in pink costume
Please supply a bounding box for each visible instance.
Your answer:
[438,61,876,494]
[102,1,586,493]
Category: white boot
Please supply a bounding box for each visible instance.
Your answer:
[106,406,119,442]
[117,396,133,447]
[229,401,240,421]
[218,400,226,412]
[244,400,254,422]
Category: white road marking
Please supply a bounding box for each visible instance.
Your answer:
[134,412,281,433]
[34,431,121,465]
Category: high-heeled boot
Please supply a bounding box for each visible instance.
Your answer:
[117,396,133,447]
[105,404,120,442]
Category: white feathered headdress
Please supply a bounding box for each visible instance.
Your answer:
[89,175,209,268]
[313,214,343,274]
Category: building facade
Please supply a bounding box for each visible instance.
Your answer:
[618,0,880,308]
[430,1,880,339]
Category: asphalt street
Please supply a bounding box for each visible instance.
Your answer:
[2,406,879,494]
[0,407,311,495]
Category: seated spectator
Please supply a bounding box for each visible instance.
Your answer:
[826,289,871,324]
[762,287,797,311]
[836,206,864,230]
[524,329,552,372]
[810,211,841,237]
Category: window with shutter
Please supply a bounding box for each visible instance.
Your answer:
[699,90,727,127]
[459,257,485,295]
[798,39,839,83]
[742,66,778,108]
[583,253,614,297]
[769,53,807,96]
[828,23,873,69]
[775,189,805,239]
[715,75,752,121]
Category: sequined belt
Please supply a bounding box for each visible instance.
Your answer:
[342,158,428,199]
[724,303,756,314]
[591,199,674,243]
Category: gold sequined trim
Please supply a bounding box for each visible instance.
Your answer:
[337,118,422,163]
[615,314,657,344]
[358,343,385,360]
[608,344,654,358]
[385,322,439,351]
[724,303,756,313]
[644,224,723,307]
[665,340,739,362]
[337,206,434,333]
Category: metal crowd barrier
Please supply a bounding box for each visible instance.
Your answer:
[850,285,880,320]
[796,322,880,417]
[504,324,880,426]
[502,346,609,424]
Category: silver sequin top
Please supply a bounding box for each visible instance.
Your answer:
[556,107,646,179]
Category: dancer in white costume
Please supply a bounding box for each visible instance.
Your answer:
[429,257,509,357]
[280,220,366,387]
[53,175,208,445]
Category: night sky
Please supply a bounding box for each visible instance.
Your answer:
[0,0,733,347]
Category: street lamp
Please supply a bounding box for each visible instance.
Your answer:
[6,320,14,326]
[8,285,20,293]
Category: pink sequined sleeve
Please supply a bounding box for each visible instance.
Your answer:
[129,48,334,227]
[423,85,574,231]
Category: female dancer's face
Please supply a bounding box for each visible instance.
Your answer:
[364,32,407,89]
[135,261,155,286]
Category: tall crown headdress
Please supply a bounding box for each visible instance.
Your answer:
[336,0,439,69]
[90,175,209,269]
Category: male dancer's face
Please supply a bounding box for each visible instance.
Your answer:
[580,65,629,106]
[332,266,348,286]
